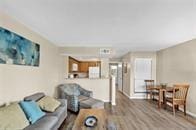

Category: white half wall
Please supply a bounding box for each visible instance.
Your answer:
[63,78,110,102]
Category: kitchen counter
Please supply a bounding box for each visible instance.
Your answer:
[65,77,109,79]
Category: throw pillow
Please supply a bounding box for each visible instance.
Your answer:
[19,101,45,124]
[37,96,61,112]
[0,103,6,108]
[0,103,29,130]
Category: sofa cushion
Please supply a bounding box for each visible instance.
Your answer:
[46,101,67,130]
[0,103,29,130]
[24,116,58,130]
[0,103,6,108]
[57,99,67,107]
[46,105,67,118]
[38,96,61,112]
[19,101,45,124]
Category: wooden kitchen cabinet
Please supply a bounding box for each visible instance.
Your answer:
[80,62,89,72]
[88,62,101,67]
[69,57,101,73]
[69,57,79,73]
[88,62,96,67]
[80,61,101,72]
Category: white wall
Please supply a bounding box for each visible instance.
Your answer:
[64,78,110,102]
[0,12,64,104]
[130,52,156,98]
[157,39,196,116]
[121,52,156,98]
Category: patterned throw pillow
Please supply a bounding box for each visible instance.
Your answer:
[38,96,61,112]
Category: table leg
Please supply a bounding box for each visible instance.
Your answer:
[163,91,166,109]
[158,90,162,109]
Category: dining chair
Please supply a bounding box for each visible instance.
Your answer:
[165,84,190,116]
[144,80,158,100]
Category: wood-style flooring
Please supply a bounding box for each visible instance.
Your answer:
[60,91,196,130]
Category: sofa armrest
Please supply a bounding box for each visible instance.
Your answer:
[66,95,79,112]
[79,87,93,97]
[58,87,66,99]
[57,99,67,107]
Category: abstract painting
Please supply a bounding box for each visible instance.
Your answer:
[0,27,40,66]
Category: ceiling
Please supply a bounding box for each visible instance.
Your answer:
[0,0,196,58]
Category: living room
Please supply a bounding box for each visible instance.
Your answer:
[0,0,196,130]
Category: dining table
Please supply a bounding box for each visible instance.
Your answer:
[149,85,174,109]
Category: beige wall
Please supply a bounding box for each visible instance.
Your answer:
[157,39,196,115]
[0,12,64,104]
[59,47,115,57]
[101,58,109,78]
[122,52,131,97]
[64,78,110,102]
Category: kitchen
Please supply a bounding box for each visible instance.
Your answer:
[68,56,101,79]
[64,56,110,102]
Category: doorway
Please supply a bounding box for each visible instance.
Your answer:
[109,63,123,92]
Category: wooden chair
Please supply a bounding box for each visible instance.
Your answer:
[144,80,158,100]
[165,84,190,116]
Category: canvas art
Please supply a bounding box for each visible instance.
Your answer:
[0,27,40,66]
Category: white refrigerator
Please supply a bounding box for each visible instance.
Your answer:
[89,67,100,78]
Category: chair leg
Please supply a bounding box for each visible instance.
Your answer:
[146,93,148,99]
[175,105,179,111]
[150,91,152,100]
[173,105,176,116]
[184,105,186,116]
[165,102,167,110]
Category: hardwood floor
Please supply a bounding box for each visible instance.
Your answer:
[60,91,196,130]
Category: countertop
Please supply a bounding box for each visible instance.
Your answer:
[65,77,109,80]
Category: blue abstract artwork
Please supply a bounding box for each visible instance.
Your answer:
[0,27,40,66]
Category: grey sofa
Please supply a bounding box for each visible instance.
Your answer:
[23,92,67,130]
[58,83,104,112]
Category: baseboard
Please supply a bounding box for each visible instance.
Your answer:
[129,96,146,99]
[123,92,147,99]
[179,108,196,118]
[111,102,116,106]
[122,92,131,99]
[103,100,110,103]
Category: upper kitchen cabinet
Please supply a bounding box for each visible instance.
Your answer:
[68,56,101,73]
[80,62,89,72]
[88,62,100,67]
[80,61,101,72]
[69,57,80,72]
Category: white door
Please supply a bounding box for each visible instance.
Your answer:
[117,63,123,92]
[134,58,152,93]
